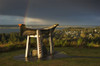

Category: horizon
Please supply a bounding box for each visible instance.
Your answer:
[1,24,100,26]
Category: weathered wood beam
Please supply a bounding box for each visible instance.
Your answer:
[25,35,30,58]
[37,30,43,58]
[49,30,54,54]
[18,24,59,36]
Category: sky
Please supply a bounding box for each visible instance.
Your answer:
[0,0,100,25]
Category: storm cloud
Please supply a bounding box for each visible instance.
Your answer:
[0,0,100,25]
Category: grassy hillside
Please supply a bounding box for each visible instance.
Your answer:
[0,47,100,66]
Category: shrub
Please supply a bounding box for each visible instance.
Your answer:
[77,38,83,46]
[87,42,100,47]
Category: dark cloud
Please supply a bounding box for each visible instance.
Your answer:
[0,0,27,16]
[0,0,100,25]
[0,0,100,16]
[26,0,100,18]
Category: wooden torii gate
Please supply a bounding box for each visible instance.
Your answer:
[18,24,59,59]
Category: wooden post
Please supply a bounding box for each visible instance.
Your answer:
[49,30,54,54]
[25,35,30,58]
[25,57,29,62]
[37,30,43,58]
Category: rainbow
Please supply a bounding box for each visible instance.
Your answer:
[23,0,57,26]
[24,0,31,25]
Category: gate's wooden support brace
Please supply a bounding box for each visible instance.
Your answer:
[49,30,54,55]
[25,30,43,59]
[25,35,30,58]
[37,30,43,58]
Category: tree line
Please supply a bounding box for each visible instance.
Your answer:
[0,27,100,48]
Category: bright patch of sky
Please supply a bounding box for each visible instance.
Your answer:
[0,15,24,25]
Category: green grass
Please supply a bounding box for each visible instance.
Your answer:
[0,47,100,66]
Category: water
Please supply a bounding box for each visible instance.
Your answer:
[0,27,63,33]
[0,25,64,33]
[14,51,68,62]
[0,29,19,33]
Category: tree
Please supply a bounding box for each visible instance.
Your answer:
[1,34,6,44]
[9,33,17,43]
